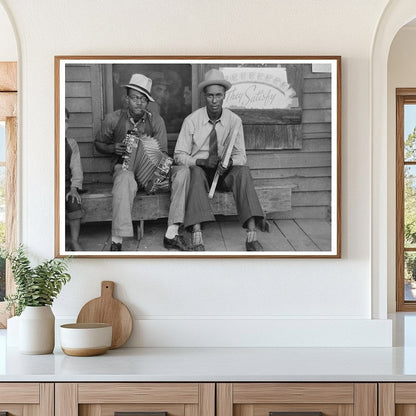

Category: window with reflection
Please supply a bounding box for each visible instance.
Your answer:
[397,91,416,310]
[0,122,5,301]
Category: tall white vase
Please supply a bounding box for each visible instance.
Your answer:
[19,305,55,354]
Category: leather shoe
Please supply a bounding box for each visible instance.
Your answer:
[192,243,205,251]
[163,235,190,251]
[258,219,270,233]
[246,240,263,251]
[110,242,122,251]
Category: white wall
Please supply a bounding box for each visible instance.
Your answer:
[387,26,416,312]
[0,3,16,61]
[0,0,394,347]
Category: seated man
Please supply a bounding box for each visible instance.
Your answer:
[174,69,265,251]
[94,73,189,251]
[65,108,84,251]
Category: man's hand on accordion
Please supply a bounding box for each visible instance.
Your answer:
[196,155,220,169]
[114,142,127,155]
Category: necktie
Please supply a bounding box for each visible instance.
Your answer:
[209,120,218,157]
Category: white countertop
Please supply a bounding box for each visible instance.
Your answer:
[3,313,416,382]
[2,345,416,382]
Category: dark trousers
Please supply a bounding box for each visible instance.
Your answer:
[184,165,264,229]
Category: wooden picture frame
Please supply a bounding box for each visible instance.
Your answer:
[55,56,341,258]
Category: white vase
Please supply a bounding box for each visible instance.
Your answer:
[19,305,55,354]
[6,315,20,347]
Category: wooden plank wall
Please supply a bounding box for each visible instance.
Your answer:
[250,65,332,220]
[66,64,332,219]
[65,64,112,185]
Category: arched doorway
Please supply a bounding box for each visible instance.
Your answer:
[0,0,18,326]
[388,17,416,312]
[371,0,416,318]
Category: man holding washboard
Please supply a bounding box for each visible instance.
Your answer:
[173,69,266,251]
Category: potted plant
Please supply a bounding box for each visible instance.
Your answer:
[3,245,71,354]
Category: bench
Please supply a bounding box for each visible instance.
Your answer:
[80,184,292,239]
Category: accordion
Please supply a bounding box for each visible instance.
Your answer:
[122,132,172,194]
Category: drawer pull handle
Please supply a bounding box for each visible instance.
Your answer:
[270,413,323,416]
[115,412,168,416]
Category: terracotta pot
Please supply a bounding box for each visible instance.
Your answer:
[19,306,55,354]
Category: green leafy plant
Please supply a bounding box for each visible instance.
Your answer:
[2,245,71,316]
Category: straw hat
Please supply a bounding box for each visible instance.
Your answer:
[123,74,154,102]
[198,69,232,92]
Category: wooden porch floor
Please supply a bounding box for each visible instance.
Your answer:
[70,217,331,252]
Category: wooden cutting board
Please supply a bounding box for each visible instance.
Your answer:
[76,281,133,349]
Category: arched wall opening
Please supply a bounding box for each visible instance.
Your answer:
[0,0,18,327]
[371,0,416,318]
[387,20,416,313]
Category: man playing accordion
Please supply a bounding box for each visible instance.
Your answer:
[95,73,189,251]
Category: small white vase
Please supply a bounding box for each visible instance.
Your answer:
[19,305,55,354]
[6,315,20,347]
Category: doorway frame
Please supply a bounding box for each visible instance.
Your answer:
[0,61,17,327]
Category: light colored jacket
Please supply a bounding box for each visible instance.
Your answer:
[174,107,247,167]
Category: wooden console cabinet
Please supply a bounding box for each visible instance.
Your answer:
[5,381,416,416]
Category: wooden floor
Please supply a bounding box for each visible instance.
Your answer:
[69,217,331,252]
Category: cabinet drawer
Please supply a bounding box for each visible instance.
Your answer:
[78,383,200,403]
[379,383,416,415]
[0,383,39,403]
[56,383,215,416]
[217,383,376,416]
[0,383,53,416]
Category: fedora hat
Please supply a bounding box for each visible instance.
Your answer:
[198,69,232,93]
[123,74,154,102]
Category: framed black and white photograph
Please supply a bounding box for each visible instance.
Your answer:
[55,56,341,258]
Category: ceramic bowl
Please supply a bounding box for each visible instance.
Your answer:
[60,323,112,356]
